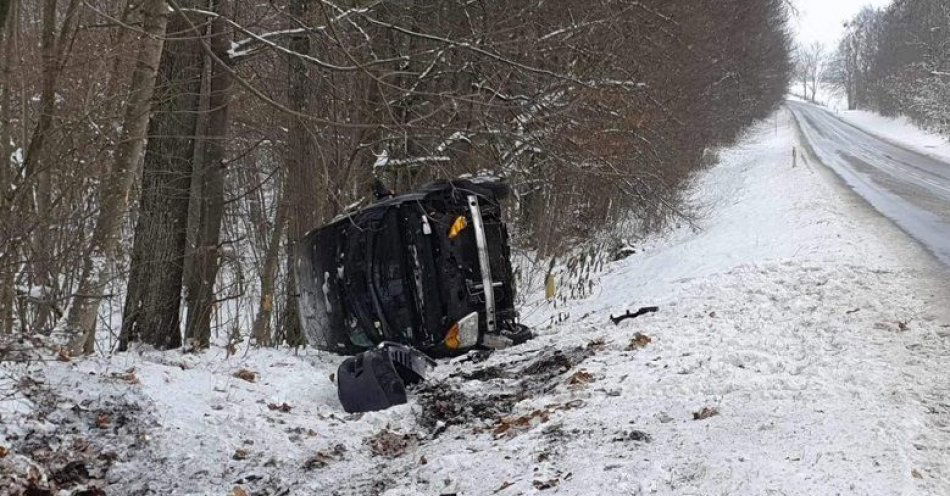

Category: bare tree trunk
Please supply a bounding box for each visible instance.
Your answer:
[21,0,57,176]
[279,239,306,348]
[184,0,232,349]
[0,1,9,36]
[66,0,169,354]
[24,0,58,332]
[280,0,318,347]
[0,0,9,175]
[119,2,204,351]
[98,0,137,123]
[21,0,79,332]
[251,181,288,347]
[0,0,16,335]
[182,39,212,320]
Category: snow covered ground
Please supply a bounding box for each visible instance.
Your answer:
[2,108,950,496]
[787,88,846,111]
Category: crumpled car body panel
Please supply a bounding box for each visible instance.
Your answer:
[296,179,520,356]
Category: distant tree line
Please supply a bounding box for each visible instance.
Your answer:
[829,0,950,134]
[0,0,792,352]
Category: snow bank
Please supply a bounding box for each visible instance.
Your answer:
[835,109,950,164]
[2,109,949,495]
[786,88,847,111]
[786,93,950,163]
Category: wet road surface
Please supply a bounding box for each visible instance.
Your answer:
[789,101,950,267]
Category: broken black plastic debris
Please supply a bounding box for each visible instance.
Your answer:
[337,342,435,413]
[609,306,659,325]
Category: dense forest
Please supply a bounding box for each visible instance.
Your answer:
[830,0,950,134]
[0,0,792,353]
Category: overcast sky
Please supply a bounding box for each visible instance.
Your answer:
[792,0,893,48]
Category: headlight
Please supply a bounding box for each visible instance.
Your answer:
[444,312,479,350]
[448,215,468,239]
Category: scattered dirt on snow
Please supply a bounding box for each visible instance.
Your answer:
[416,345,596,439]
[415,384,519,436]
[0,364,157,496]
[365,430,418,458]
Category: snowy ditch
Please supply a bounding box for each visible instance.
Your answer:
[2,108,950,495]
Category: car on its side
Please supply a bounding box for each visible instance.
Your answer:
[295,178,529,357]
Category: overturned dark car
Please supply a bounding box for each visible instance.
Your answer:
[296,178,529,358]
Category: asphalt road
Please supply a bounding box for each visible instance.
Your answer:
[789,100,950,267]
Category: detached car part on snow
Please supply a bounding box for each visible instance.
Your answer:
[336,342,436,413]
[296,178,530,359]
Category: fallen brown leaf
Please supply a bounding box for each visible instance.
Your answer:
[267,402,292,413]
[693,406,719,421]
[232,448,250,460]
[0,446,8,458]
[303,444,346,470]
[56,349,71,362]
[493,409,552,438]
[72,437,91,452]
[367,430,416,458]
[232,487,249,496]
[95,414,110,429]
[111,368,140,385]
[567,370,595,386]
[233,369,257,383]
[303,452,333,470]
[626,332,652,350]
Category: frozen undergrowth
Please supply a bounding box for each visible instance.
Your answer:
[2,108,950,495]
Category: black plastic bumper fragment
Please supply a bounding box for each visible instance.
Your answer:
[337,343,435,413]
[609,306,659,325]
